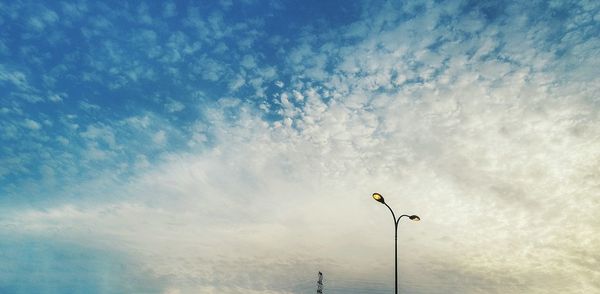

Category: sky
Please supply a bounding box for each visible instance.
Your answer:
[0,0,599,293]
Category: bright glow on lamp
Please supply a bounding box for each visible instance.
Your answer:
[372,192,385,204]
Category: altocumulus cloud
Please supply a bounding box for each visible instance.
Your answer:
[1,0,599,293]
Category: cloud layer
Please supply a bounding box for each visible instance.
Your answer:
[1,0,599,293]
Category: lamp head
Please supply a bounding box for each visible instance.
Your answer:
[409,215,421,221]
[372,193,385,204]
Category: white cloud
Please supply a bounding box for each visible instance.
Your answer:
[23,119,41,130]
[163,2,177,18]
[84,145,110,161]
[134,154,151,169]
[135,3,153,25]
[0,66,30,90]
[81,124,117,149]
[56,136,69,145]
[292,90,304,102]
[152,130,167,145]
[220,0,233,10]
[60,2,88,18]
[198,58,225,81]
[48,93,64,102]
[218,97,241,108]
[259,66,277,80]
[27,7,59,31]
[228,74,245,92]
[240,54,256,69]
[125,115,151,129]
[79,101,101,111]
[165,100,185,113]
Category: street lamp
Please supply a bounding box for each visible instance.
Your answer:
[371,192,420,294]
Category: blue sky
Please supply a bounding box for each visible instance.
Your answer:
[0,0,361,202]
[1,0,599,293]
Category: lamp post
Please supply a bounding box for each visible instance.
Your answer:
[372,192,420,294]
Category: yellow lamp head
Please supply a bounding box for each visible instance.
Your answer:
[372,193,385,204]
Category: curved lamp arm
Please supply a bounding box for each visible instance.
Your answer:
[399,214,421,223]
[383,202,397,226]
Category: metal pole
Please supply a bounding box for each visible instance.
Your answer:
[383,203,398,294]
[394,221,398,294]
